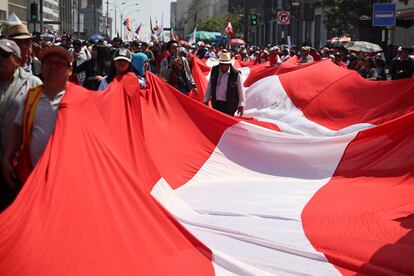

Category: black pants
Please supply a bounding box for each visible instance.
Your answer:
[212,101,235,116]
[0,175,18,212]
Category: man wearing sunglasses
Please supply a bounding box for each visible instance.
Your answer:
[2,47,72,202]
[0,39,42,210]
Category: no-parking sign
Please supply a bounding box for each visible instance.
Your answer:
[277,11,290,25]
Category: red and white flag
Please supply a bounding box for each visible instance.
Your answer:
[0,62,413,275]
[134,23,142,40]
[224,19,234,36]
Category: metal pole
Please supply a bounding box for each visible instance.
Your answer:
[243,0,248,42]
[77,0,80,37]
[120,13,122,39]
[40,0,44,33]
[106,0,109,36]
[114,0,117,37]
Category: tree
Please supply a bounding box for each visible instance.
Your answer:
[0,22,8,37]
[321,0,391,37]
[195,8,245,38]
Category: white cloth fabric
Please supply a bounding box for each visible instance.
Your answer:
[204,67,245,107]
[15,90,65,166]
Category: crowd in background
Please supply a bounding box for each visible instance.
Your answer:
[11,31,414,93]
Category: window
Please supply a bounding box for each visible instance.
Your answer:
[0,10,7,21]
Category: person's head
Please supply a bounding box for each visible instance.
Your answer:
[218,52,232,72]
[167,40,179,56]
[112,37,122,48]
[40,47,72,88]
[73,39,82,52]
[113,48,132,75]
[131,52,149,77]
[7,24,35,66]
[141,42,149,51]
[363,57,374,68]
[0,39,21,82]
[301,46,310,57]
[398,47,410,58]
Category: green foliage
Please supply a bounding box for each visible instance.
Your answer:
[321,0,391,37]
[197,16,226,33]
[195,9,244,38]
[0,22,7,37]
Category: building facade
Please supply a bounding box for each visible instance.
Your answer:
[393,0,414,46]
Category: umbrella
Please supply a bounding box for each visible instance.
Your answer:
[228,38,246,46]
[190,31,216,41]
[40,33,56,42]
[326,36,351,43]
[345,41,382,53]
[88,34,105,42]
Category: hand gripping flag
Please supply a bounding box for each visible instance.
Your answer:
[224,18,234,36]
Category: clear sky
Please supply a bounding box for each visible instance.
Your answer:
[106,0,172,40]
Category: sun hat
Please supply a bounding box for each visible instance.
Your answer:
[7,24,35,40]
[218,52,232,64]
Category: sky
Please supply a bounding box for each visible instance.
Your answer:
[106,0,172,40]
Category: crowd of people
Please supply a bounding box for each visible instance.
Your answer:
[1,15,413,211]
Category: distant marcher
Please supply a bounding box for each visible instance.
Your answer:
[160,41,197,95]
[389,47,414,80]
[131,52,149,88]
[204,53,245,117]
[7,24,41,78]
[98,48,133,90]
[299,46,314,64]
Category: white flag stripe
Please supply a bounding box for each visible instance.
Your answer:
[152,121,357,274]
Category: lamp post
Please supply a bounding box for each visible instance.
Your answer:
[107,1,126,37]
[120,4,139,38]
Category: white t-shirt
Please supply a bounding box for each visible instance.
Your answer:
[15,90,65,166]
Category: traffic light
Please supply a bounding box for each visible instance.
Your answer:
[30,2,38,21]
[250,14,257,26]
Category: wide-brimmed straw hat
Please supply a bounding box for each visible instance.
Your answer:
[218,53,232,64]
[7,24,35,40]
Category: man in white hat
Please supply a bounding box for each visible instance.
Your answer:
[7,23,41,77]
[0,39,42,210]
[204,52,245,116]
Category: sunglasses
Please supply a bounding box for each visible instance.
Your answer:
[0,50,13,58]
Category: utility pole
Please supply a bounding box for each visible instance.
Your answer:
[40,0,44,33]
[106,0,109,36]
[115,0,117,37]
[77,0,81,37]
[243,0,248,42]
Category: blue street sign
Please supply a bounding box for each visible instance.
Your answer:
[372,3,396,27]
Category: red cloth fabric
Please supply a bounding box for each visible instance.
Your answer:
[0,73,214,275]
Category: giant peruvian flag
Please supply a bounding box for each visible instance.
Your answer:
[0,59,413,275]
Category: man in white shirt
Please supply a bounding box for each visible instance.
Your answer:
[2,47,72,188]
[204,53,245,116]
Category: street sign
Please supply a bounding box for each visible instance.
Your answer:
[372,3,396,27]
[277,11,290,25]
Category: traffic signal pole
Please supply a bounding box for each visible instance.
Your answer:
[39,0,44,33]
[243,0,248,42]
